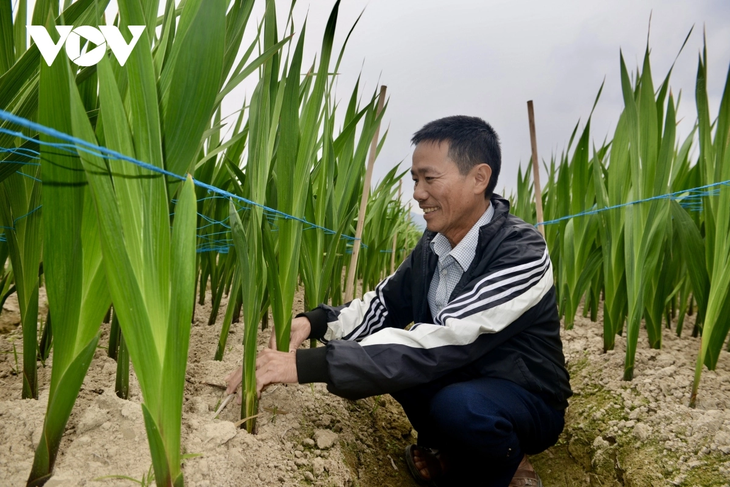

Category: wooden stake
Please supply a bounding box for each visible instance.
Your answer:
[527,100,545,237]
[345,85,387,301]
[390,180,402,274]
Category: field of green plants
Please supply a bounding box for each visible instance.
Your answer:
[509,34,730,408]
[1,1,729,486]
[0,1,420,485]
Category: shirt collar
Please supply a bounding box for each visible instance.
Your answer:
[429,204,494,271]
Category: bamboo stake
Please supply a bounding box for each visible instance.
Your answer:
[390,180,402,274]
[345,85,387,301]
[527,100,545,237]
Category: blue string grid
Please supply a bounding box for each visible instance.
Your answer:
[2,109,729,250]
[536,180,730,229]
[0,109,365,254]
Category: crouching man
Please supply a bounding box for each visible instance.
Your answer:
[227,116,571,486]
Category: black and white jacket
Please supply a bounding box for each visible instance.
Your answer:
[296,195,572,410]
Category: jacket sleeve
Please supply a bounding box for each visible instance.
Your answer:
[300,249,416,342]
[297,224,554,399]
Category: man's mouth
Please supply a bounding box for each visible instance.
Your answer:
[422,207,440,214]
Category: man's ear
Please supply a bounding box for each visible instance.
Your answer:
[473,164,492,195]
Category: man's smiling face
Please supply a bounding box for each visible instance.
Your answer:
[411,140,491,247]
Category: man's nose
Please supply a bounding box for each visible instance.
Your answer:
[413,184,427,202]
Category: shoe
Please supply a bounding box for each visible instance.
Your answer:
[404,444,448,486]
[508,455,543,487]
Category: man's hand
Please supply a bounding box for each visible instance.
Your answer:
[268,316,312,351]
[225,366,243,396]
[226,316,311,395]
[256,348,298,395]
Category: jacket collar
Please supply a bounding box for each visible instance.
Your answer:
[477,194,510,249]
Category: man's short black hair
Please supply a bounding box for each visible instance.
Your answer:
[411,115,501,198]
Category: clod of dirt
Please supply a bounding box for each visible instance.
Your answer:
[314,429,339,449]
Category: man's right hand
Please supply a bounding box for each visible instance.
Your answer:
[227,316,312,396]
[268,316,312,351]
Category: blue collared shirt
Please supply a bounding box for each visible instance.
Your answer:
[427,204,494,320]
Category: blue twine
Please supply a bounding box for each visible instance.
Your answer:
[536,180,730,228]
[1,147,41,158]
[0,159,41,166]
[9,110,723,251]
[16,171,42,183]
[199,245,232,254]
[0,109,361,245]
[5,205,43,227]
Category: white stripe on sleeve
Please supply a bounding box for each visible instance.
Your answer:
[438,255,551,323]
[358,268,553,349]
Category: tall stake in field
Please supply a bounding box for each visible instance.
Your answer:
[300,78,385,311]
[526,100,545,238]
[345,84,387,302]
[390,180,402,273]
[320,82,386,306]
[358,166,410,294]
[300,97,350,317]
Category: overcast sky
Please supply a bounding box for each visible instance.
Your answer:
[21,0,730,213]
[260,0,730,213]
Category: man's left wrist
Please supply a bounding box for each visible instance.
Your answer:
[295,347,329,384]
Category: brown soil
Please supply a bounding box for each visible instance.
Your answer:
[532,310,730,487]
[0,291,729,486]
[0,289,418,487]
[0,287,48,334]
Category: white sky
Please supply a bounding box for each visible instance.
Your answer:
[274,0,730,213]
[21,0,730,213]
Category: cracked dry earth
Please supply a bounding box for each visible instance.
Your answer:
[1,290,729,486]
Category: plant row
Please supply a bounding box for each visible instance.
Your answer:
[0,1,418,486]
[509,36,730,407]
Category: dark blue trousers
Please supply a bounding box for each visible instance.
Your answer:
[392,376,565,487]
